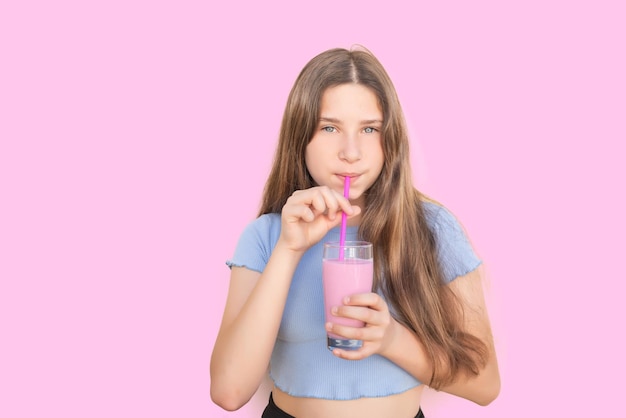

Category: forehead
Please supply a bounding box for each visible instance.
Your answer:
[319,84,382,118]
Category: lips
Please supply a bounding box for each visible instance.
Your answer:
[337,173,360,179]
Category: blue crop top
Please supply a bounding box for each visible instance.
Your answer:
[225,201,481,400]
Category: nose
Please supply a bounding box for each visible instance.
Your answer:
[338,133,361,163]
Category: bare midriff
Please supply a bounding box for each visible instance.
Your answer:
[272,384,424,418]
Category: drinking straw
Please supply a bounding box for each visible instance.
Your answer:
[339,176,350,260]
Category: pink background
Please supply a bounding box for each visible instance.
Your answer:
[1,1,624,416]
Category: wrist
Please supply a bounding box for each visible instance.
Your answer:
[273,238,307,260]
[378,318,433,383]
[378,316,402,358]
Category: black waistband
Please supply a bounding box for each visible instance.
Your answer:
[262,393,425,418]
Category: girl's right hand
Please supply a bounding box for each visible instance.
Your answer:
[279,186,361,252]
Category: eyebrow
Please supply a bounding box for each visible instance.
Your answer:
[319,117,383,125]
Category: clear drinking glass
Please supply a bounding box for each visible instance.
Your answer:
[322,241,373,351]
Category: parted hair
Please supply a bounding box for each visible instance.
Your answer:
[258,47,487,388]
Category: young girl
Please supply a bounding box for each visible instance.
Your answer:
[210,47,500,418]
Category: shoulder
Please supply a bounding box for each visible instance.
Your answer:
[420,199,482,283]
[226,213,282,273]
[240,213,282,245]
[250,212,282,231]
[420,198,469,244]
[421,199,456,229]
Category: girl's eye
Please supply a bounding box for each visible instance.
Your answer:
[364,127,378,134]
[322,126,336,133]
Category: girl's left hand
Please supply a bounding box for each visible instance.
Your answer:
[325,292,398,360]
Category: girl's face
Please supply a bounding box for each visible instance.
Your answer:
[305,83,384,207]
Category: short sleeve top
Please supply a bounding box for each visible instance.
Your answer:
[226,201,481,400]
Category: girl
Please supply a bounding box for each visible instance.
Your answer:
[210,47,500,418]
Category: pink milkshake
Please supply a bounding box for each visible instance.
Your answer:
[322,241,373,350]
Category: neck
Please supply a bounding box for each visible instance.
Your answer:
[346,211,362,227]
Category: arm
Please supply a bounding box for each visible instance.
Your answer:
[210,186,360,411]
[210,243,303,411]
[385,266,500,405]
[435,266,500,404]
[328,266,500,405]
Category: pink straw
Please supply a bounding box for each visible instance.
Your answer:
[339,176,350,260]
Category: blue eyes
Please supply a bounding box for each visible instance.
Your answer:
[321,126,378,134]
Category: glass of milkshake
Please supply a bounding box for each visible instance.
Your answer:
[322,241,373,351]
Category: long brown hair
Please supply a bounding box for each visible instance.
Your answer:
[258,47,487,389]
